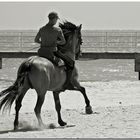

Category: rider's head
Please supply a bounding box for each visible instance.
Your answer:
[48,12,59,25]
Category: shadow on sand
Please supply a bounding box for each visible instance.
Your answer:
[0,124,76,135]
[0,127,39,134]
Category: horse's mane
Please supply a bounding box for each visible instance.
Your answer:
[59,21,77,32]
[58,21,81,53]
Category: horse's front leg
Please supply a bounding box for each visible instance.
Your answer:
[53,91,67,126]
[70,80,93,114]
[78,86,93,114]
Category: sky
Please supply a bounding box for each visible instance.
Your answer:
[1,1,140,30]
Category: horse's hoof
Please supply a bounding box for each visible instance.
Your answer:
[85,106,93,114]
[59,121,67,126]
[48,123,56,129]
[14,126,18,131]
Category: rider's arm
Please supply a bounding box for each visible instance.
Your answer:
[57,28,66,45]
[34,29,41,44]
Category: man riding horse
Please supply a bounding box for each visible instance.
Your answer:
[35,12,75,91]
[0,13,93,130]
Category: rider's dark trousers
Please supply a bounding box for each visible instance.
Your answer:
[53,50,75,69]
[54,50,75,88]
[38,47,60,65]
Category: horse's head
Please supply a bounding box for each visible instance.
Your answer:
[59,21,83,60]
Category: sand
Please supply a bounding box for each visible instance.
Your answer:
[0,81,140,138]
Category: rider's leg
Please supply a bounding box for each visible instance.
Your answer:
[53,50,75,89]
[62,66,74,89]
[38,48,60,66]
[61,59,75,90]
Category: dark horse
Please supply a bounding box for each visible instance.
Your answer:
[0,21,93,130]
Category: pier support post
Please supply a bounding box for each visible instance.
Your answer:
[0,58,2,69]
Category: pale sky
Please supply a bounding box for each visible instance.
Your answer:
[1,2,140,30]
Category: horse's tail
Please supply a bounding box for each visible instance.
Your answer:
[0,57,33,113]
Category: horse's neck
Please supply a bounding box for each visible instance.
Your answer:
[64,51,75,61]
[63,36,75,60]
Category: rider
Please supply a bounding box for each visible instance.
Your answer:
[35,11,66,66]
[35,12,74,90]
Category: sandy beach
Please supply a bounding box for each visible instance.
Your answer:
[0,81,140,138]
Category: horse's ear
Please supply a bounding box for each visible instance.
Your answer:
[77,24,82,30]
[79,24,82,30]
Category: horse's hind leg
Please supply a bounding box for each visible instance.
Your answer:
[72,80,93,114]
[53,91,67,126]
[34,91,46,128]
[14,86,29,130]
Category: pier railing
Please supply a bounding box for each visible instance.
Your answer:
[1,30,140,52]
[1,30,140,79]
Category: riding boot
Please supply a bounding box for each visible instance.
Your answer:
[62,69,73,90]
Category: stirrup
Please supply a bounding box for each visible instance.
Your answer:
[58,59,65,67]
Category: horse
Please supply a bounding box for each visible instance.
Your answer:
[0,21,93,130]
